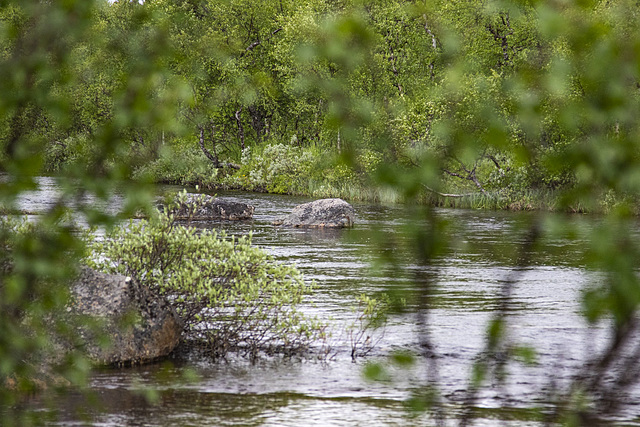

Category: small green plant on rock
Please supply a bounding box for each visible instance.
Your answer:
[87,193,324,359]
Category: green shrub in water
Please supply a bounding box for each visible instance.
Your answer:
[87,194,323,358]
[347,294,390,361]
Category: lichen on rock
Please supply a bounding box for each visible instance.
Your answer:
[166,193,254,221]
[280,198,355,228]
[69,267,183,365]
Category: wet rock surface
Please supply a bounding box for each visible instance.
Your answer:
[169,193,254,220]
[69,268,182,365]
[280,198,355,228]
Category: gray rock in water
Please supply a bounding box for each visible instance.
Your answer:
[280,198,355,228]
[170,194,254,220]
[69,268,182,365]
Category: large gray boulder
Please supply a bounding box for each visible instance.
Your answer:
[169,193,254,220]
[280,198,355,228]
[69,268,182,365]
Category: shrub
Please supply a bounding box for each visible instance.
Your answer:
[87,193,323,358]
[44,134,95,173]
[132,145,219,188]
[347,294,389,361]
[223,142,378,198]
[223,143,315,194]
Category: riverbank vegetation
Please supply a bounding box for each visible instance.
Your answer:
[6,0,638,212]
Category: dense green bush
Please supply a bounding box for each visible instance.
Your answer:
[133,145,220,188]
[87,194,324,358]
[223,143,316,193]
[221,142,389,200]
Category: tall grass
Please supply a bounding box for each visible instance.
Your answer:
[306,180,404,204]
[426,188,595,213]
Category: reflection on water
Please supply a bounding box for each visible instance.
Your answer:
[10,180,635,425]
[10,176,125,216]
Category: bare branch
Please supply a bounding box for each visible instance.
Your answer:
[198,124,219,168]
[486,12,514,68]
[484,154,503,170]
[198,123,240,170]
[385,32,404,96]
[423,14,438,50]
[443,162,490,195]
[442,168,466,180]
[240,28,282,58]
[422,185,475,198]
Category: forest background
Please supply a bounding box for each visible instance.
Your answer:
[6,0,634,210]
[3,0,640,425]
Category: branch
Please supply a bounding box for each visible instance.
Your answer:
[484,154,502,170]
[385,33,404,96]
[423,14,438,79]
[240,28,282,58]
[486,12,514,68]
[459,222,541,426]
[422,185,475,198]
[235,107,245,151]
[443,165,490,195]
[198,124,240,170]
[442,168,466,180]
[198,125,219,167]
[423,14,438,50]
[470,174,489,195]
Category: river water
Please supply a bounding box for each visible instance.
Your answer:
[13,179,640,425]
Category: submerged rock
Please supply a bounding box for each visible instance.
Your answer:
[169,193,254,220]
[280,198,355,228]
[69,268,182,365]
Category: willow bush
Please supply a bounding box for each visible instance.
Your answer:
[223,143,316,194]
[88,194,324,358]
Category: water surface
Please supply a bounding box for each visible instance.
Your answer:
[14,181,638,425]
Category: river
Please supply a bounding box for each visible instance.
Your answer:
[12,178,640,426]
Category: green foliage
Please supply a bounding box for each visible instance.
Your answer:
[224,143,316,194]
[6,0,640,423]
[0,215,89,425]
[88,193,323,358]
[347,293,389,361]
[133,144,219,188]
[0,0,187,423]
[218,139,404,202]
[363,361,390,382]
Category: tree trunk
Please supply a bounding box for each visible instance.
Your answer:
[235,108,245,151]
[198,124,240,170]
[198,124,219,168]
[248,104,265,144]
